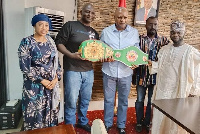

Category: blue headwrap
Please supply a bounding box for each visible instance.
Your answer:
[31,14,53,30]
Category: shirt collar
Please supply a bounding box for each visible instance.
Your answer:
[142,33,158,39]
[111,24,130,32]
[145,7,152,12]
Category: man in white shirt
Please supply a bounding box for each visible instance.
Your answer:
[100,7,139,134]
[150,21,200,134]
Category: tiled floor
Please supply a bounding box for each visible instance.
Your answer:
[1,97,147,134]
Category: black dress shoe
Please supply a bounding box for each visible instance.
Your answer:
[146,125,150,133]
[105,125,112,132]
[135,123,143,132]
[76,123,91,132]
[118,127,126,134]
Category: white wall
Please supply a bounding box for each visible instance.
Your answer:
[4,0,76,100]
[4,0,25,100]
[25,0,77,22]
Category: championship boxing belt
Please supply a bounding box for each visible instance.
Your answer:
[78,40,148,67]
[78,40,114,62]
[113,46,148,67]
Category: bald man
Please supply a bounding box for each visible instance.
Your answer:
[55,3,99,132]
[100,7,140,134]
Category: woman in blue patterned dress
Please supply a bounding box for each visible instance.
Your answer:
[18,14,62,131]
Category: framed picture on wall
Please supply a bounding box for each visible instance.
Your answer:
[134,0,160,25]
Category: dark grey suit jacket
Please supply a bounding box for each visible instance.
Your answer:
[135,7,157,22]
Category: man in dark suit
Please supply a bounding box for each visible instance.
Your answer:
[135,0,157,22]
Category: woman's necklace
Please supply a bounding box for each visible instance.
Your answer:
[34,34,47,43]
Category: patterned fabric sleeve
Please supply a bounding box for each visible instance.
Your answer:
[162,36,170,46]
[149,46,165,75]
[18,38,43,82]
[56,59,62,81]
